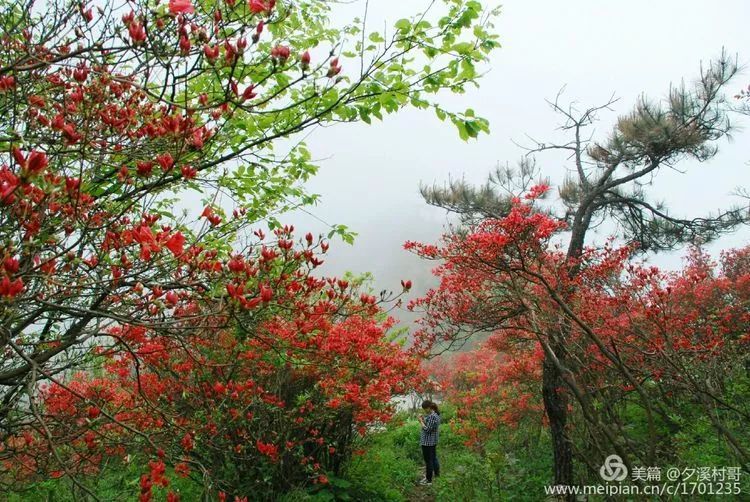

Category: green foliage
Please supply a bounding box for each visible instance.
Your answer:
[326,409,553,502]
[204,0,501,225]
[280,476,357,502]
[430,425,552,501]
[5,458,205,501]
[327,224,357,245]
[343,420,421,501]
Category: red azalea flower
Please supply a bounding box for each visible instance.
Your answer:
[164,232,186,256]
[271,45,290,61]
[248,0,270,14]
[128,21,147,45]
[169,0,195,15]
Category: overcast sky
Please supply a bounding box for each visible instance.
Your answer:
[286,0,750,324]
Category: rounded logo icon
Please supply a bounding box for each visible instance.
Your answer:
[600,454,628,482]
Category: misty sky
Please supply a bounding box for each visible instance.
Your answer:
[286,0,750,324]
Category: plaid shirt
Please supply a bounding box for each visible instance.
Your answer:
[419,412,441,446]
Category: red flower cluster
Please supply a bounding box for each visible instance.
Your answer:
[248,0,275,15]
[7,229,419,498]
[271,45,291,61]
[169,0,194,15]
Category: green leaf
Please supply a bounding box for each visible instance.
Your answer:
[358,108,372,124]
[454,120,469,141]
[452,42,474,55]
[464,119,481,138]
[394,18,411,31]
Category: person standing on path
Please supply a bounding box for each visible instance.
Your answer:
[418,400,441,485]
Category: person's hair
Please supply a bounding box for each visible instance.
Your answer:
[421,400,439,415]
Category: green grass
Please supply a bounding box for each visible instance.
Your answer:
[5,458,205,502]
[337,409,553,502]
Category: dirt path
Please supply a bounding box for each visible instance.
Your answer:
[406,468,436,502]
[407,485,436,502]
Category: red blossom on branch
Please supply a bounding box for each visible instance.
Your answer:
[169,0,194,15]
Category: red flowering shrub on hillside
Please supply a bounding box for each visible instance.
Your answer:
[425,337,544,448]
[409,187,750,473]
[5,229,420,499]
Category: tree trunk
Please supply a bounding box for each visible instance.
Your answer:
[542,352,573,494]
[542,212,590,493]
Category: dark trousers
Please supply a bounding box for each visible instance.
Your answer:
[421,445,440,482]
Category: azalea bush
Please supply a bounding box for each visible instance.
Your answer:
[4,229,420,500]
[424,340,544,450]
[415,55,749,486]
[410,187,750,480]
